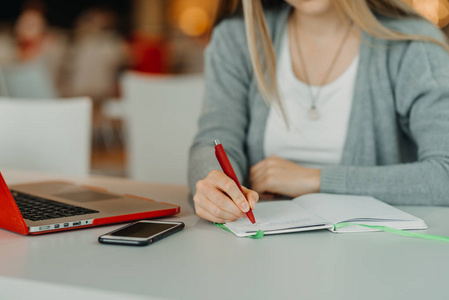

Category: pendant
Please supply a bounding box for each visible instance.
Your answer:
[308,106,319,121]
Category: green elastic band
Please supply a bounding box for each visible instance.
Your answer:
[214,223,264,239]
[214,222,449,242]
[335,222,449,242]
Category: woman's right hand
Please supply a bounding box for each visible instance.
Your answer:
[193,170,259,223]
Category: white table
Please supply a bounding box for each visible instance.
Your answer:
[1,170,449,300]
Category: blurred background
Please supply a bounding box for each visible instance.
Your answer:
[0,0,448,184]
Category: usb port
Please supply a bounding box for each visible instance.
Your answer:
[73,221,81,226]
[54,224,60,229]
[63,223,69,227]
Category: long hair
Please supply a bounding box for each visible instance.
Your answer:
[213,0,449,119]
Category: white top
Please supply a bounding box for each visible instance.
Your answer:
[264,27,359,168]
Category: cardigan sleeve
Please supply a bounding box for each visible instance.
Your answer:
[321,37,449,206]
[187,19,252,195]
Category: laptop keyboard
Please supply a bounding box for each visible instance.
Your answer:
[11,190,99,222]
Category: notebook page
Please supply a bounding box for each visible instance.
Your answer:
[224,201,332,237]
[293,193,424,225]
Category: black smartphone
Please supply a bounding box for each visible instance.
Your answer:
[98,220,184,246]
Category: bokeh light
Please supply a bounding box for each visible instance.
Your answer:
[409,0,449,28]
[178,7,210,37]
[168,0,217,37]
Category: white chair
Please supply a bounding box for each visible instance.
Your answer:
[0,98,92,176]
[122,72,204,185]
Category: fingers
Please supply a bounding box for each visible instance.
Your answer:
[251,179,271,195]
[250,155,279,174]
[195,206,227,223]
[241,186,259,210]
[259,192,276,200]
[209,170,251,213]
[250,166,272,195]
[195,198,241,223]
[250,156,282,195]
[250,155,277,188]
[250,158,267,185]
[194,170,256,223]
[250,156,321,197]
[195,185,243,220]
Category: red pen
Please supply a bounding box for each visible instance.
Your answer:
[214,139,256,224]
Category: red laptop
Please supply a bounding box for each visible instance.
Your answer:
[0,172,180,235]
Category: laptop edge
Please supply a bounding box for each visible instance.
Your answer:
[0,172,180,235]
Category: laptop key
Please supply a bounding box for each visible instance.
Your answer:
[11,190,99,222]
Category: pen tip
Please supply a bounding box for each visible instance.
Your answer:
[213,139,220,146]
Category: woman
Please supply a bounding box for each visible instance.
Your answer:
[188,0,449,224]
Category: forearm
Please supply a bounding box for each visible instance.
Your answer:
[320,160,449,205]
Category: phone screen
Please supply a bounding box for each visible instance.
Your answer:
[110,222,177,238]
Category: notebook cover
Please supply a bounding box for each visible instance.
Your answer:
[0,172,29,235]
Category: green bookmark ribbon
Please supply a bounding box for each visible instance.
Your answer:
[214,223,264,239]
[215,222,449,242]
[335,222,449,242]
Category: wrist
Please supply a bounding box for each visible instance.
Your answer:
[309,168,321,193]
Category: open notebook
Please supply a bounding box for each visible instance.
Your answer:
[224,194,427,237]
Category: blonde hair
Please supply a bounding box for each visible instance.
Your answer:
[220,0,449,118]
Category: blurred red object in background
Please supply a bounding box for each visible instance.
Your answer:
[129,32,169,74]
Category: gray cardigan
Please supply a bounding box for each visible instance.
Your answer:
[188,5,449,206]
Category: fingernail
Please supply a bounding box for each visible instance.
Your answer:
[250,199,255,209]
[241,201,249,212]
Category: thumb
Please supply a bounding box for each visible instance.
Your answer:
[242,186,259,210]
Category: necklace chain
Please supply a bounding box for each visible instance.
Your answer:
[292,14,353,120]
